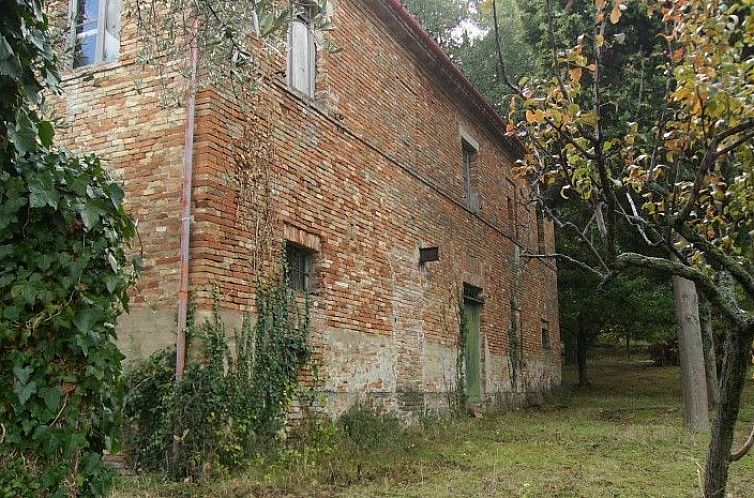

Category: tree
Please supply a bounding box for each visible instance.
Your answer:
[404,0,471,47]
[487,0,754,495]
[559,238,675,386]
[0,0,138,495]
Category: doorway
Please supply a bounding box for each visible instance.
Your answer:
[463,284,483,405]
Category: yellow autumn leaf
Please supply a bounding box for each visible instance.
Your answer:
[569,67,583,83]
[596,34,605,47]
[595,0,606,10]
[610,5,622,24]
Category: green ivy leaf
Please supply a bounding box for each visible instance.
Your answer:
[41,386,62,411]
[8,109,38,154]
[37,120,54,147]
[79,203,102,229]
[13,365,32,384]
[29,176,60,209]
[14,380,37,405]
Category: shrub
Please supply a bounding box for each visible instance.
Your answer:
[123,280,311,481]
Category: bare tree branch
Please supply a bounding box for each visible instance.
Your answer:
[730,423,754,462]
[673,222,754,298]
[616,253,747,326]
[522,252,606,278]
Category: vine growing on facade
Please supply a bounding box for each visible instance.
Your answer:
[123,266,312,481]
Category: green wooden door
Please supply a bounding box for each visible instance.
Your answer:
[464,302,482,405]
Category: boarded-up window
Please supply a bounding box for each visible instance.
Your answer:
[536,210,546,253]
[507,179,518,237]
[287,9,316,97]
[72,0,120,68]
[462,139,480,213]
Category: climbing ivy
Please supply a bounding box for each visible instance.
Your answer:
[123,273,312,481]
[452,299,468,414]
[507,299,522,392]
[0,1,138,496]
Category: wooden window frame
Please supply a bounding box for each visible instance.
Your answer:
[461,139,480,213]
[285,243,314,292]
[69,0,120,69]
[287,5,317,98]
[506,179,518,237]
[536,210,546,254]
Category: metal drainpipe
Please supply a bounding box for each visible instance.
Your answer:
[176,16,200,380]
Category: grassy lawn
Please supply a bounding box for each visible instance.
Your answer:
[112,354,754,497]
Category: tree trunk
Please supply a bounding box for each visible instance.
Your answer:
[704,327,752,498]
[699,296,720,410]
[672,275,710,431]
[576,330,590,387]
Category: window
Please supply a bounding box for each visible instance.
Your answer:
[536,210,546,254]
[71,0,120,68]
[541,320,551,350]
[286,243,313,292]
[287,5,316,97]
[507,179,518,237]
[462,140,480,213]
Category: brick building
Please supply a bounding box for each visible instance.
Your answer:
[54,0,561,416]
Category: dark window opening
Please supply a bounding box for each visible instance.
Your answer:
[463,283,484,304]
[507,179,518,237]
[286,243,313,292]
[536,210,546,254]
[541,320,551,350]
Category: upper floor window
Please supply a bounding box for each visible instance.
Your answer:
[287,5,316,97]
[536,210,546,253]
[507,179,518,237]
[71,0,120,68]
[541,320,551,350]
[462,139,480,213]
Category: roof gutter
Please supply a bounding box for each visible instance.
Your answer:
[176,16,199,380]
[383,0,524,157]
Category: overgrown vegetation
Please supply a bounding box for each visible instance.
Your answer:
[112,352,754,497]
[122,277,311,482]
[452,299,468,413]
[0,1,138,496]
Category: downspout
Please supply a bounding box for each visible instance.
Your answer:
[176,16,200,380]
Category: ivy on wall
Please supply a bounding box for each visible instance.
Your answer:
[0,2,139,496]
[123,275,312,481]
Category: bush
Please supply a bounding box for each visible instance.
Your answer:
[1,3,139,496]
[123,281,311,482]
[338,405,408,454]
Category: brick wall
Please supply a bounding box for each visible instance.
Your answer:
[52,0,561,416]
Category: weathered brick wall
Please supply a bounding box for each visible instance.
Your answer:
[51,0,561,416]
[49,0,187,359]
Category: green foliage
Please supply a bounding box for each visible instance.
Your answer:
[452,299,468,413]
[0,1,137,496]
[404,0,471,47]
[338,405,408,454]
[112,358,754,498]
[123,280,311,482]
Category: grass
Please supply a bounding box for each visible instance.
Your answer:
[111,353,754,497]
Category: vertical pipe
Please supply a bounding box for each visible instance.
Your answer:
[176,16,199,380]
